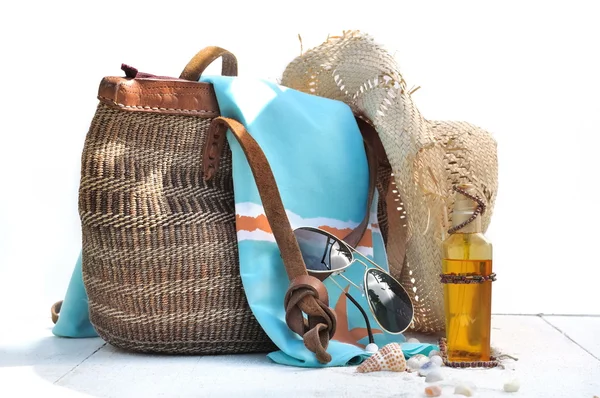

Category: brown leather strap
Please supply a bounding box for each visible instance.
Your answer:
[342,141,377,247]
[283,275,336,334]
[179,46,238,81]
[384,176,408,274]
[207,117,335,363]
[356,117,408,273]
[98,76,220,117]
[51,300,63,324]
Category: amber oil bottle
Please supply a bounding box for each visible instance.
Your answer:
[442,184,493,362]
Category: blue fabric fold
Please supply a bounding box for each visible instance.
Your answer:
[52,252,98,338]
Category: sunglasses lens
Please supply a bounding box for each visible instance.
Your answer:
[364,268,413,333]
[294,228,353,272]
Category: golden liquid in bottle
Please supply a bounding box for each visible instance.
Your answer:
[443,259,492,361]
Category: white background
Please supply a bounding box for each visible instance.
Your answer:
[1,0,598,321]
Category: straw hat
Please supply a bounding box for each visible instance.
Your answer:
[281,31,498,332]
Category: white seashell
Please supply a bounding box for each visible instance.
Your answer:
[504,378,520,392]
[424,385,442,397]
[428,350,440,358]
[429,355,443,366]
[455,384,475,396]
[365,343,379,353]
[356,343,406,373]
[425,369,443,383]
[407,337,420,343]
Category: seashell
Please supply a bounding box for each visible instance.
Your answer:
[356,343,406,373]
[407,337,420,343]
[455,384,475,396]
[503,378,520,392]
[425,369,443,383]
[429,355,444,367]
[424,385,442,397]
[428,350,441,358]
[406,354,429,371]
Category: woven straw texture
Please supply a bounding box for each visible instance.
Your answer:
[79,102,275,354]
[282,31,498,333]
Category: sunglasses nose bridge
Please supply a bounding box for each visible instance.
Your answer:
[335,272,363,293]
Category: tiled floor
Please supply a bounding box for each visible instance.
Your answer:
[1,315,599,397]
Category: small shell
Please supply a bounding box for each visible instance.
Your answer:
[425,369,443,383]
[428,350,440,358]
[424,385,442,397]
[455,384,474,396]
[504,378,520,392]
[407,337,420,343]
[356,343,406,373]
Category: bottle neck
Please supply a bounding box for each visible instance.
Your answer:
[451,209,482,234]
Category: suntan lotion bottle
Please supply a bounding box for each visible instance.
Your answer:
[442,183,493,362]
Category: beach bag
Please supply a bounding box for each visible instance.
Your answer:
[52,48,276,354]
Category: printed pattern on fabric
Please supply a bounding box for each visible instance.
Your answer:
[235,200,387,349]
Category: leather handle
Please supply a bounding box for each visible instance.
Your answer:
[179,46,238,81]
[207,117,335,363]
[51,300,63,324]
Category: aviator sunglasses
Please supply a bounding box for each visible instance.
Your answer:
[293,227,414,349]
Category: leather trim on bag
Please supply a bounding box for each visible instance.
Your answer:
[97,76,220,117]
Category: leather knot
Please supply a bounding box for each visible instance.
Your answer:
[284,275,337,364]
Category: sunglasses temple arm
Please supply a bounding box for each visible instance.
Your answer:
[344,291,375,345]
[329,277,374,345]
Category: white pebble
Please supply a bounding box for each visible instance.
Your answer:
[406,354,428,370]
[429,355,443,366]
[424,385,442,397]
[406,357,421,371]
[418,360,439,376]
[365,343,379,353]
[425,369,443,382]
[454,384,474,396]
[407,337,420,343]
[428,350,440,358]
[504,378,520,392]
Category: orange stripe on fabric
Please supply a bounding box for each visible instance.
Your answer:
[236,214,272,233]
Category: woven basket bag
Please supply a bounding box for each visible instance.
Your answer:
[78,47,277,354]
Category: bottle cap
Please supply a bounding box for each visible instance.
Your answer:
[454,183,479,211]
